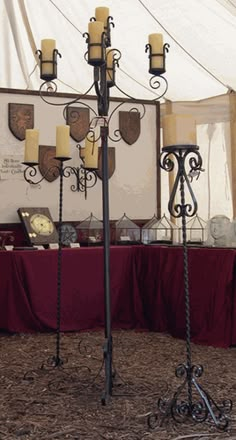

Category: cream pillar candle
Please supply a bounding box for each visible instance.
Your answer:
[95,7,109,28]
[24,129,39,163]
[88,21,104,61]
[56,125,70,158]
[162,114,196,147]
[83,134,98,169]
[148,33,163,69]
[41,39,56,76]
[106,48,114,82]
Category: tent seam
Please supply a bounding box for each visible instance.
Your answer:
[137,0,230,92]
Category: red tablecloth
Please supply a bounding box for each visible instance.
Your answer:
[0,245,236,348]
[137,246,236,348]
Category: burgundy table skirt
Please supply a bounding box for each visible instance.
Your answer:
[0,245,236,348]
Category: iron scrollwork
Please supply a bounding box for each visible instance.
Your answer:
[160,145,204,218]
[148,363,232,430]
[23,163,97,200]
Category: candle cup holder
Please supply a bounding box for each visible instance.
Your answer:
[104,15,114,48]
[145,43,169,76]
[106,48,121,88]
[147,144,232,431]
[83,31,106,67]
[22,161,39,167]
[36,49,62,82]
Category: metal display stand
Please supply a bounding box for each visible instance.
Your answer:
[23,7,170,404]
[148,144,232,430]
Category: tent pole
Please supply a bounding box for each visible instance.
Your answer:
[229,92,236,218]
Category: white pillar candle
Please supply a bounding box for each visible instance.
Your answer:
[162,114,196,147]
[56,125,70,158]
[88,21,104,61]
[41,39,56,76]
[148,33,163,69]
[24,129,39,163]
[83,134,98,169]
[95,7,109,28]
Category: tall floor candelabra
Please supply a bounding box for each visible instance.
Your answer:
[23,159,74,366]
[23,6,169,404]
[148,144,232,430]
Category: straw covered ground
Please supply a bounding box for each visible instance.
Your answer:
[0,330,236,440]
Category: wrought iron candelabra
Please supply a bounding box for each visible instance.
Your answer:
[23,7,169,405]
[148,144,232,430]
[23,159,69,366]
[23,154,97,200]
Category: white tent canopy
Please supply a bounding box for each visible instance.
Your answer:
[1,0,236,224]
[1,0,236,101]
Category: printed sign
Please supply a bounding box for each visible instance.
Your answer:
[0,156,24,180]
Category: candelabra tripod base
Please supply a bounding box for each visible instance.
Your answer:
[101,336,156,405]
[23,350,108,398]
[147,363,232,431]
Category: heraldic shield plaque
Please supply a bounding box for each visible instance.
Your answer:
[38,146,60,182]
[119,110,141,145]
[96,147,116,180]
[66,106,90,142]
[8,103,34,141]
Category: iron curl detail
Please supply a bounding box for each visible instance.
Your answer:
[191,364,204,378]
[23,165,38,184]
[23,164,60,185]
[108,128,122,143]
[67,166,97,194]
[63,100,97,123]
[39,80,58,96]
[160,151,175,172]
[149,75,168,100]
[62,166,77,180]
[175,363,187,378]
[108,103,145,142]
[160,145,203,218]
[80,168,97,189]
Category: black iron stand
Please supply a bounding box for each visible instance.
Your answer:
[100,125,113,405]
[22,160,71,369]
[53,159,64,367]
[148,144,232,430]
[93,60,113,405]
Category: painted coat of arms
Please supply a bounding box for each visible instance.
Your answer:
[8,103,34,141]
[66,106,90,142]
[38,146,60,182]
[119,111,141,145]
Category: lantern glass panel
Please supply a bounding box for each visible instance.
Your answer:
[114,213,141,244]
[143,214,179,244]
[76,213,103,246]
[185,214,207,245]
[141,214,158,244]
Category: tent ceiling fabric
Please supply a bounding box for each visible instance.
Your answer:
[1,0,236,101]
